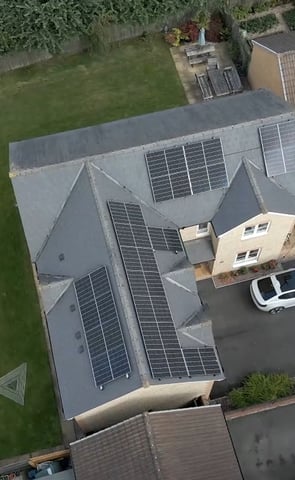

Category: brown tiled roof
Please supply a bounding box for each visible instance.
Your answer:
[280,52,295,105]
[70,406,243,480]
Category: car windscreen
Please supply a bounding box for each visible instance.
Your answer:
[276,272,295,292]
[257,277,276,300]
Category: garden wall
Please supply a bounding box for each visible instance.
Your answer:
[0,37,87,74]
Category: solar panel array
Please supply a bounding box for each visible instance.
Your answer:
[145,138,228,202]
[74,266,130,387]
[259,120,295,177]
[108,200,222,379]
[148,227,183,252]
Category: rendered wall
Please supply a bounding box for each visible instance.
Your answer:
[75,380,213,433]
[212,213,295,275]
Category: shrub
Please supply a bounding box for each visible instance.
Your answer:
[179,21,199,42]
[232,5,251,20]
[237,266,248,275]
[229,372,294,408]
[283,9,295,30]
[240,14,279,34]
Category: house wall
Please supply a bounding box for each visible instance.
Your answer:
[180,226,197,242]
[248,45,284,99]
[75,380,213,433]
[212,213,295,275]
[180,224,211,242]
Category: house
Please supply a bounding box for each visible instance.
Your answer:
[70,405,243,480]
[248,32,295,105]
[9,89,295,431]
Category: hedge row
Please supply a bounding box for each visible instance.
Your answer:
[0,0,221,54]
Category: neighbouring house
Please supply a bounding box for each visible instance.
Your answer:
[248,32,295,105]
[9,89,295,431]
[70,405,243,480]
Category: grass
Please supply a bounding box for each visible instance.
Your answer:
[0,35,187,459]
[283,8,295,30]
[240,13,279,33]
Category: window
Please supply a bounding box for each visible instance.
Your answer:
[234,249,260,266]
[196,222,209,237]
[242,222,270,238]
[278,291,295,300]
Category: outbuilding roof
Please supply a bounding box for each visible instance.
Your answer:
[70,406,243,480]
[253,32,295,54]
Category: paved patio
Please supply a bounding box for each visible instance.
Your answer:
[170,42,237,104]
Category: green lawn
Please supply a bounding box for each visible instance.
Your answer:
[0,35,187,459]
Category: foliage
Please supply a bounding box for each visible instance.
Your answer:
[240,14,279,33]
[0,0,227,54]
[0,0,103,54]
[193,8,211,29]
[237,267,248,275]
[165,27,188,46]
[261,259,278,270]
[206,13,224,42]
[229,373,294,408]
[283,8,295,30]
[251,1,272,13]
[180,21,199,42]
[231,5,251,20]
[0,36,186,458]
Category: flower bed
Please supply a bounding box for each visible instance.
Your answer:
[213,260,280,288]
[240,13,279,34]
[283,8,295,30]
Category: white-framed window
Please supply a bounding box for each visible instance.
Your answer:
[234,249,260,266]
[196,222,209,237]
[242,222,270,239]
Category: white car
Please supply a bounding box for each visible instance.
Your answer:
[250,268,295,314]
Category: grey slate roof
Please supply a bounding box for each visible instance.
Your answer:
[212,160,295,236]
[70,406,243,480]
[9,89,293,171]
[184,237,215,264]
[9,89,295,420]
[33,163,219,420]
[253,32,295,54]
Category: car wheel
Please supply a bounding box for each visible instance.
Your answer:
[269,307,285,314]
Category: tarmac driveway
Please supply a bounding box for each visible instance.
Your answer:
[198,279,295,395]
[228,403,295,480]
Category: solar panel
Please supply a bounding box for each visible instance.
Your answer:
[148,227,183,252]
[108,200,222,380]
[259,120,295,177]
[183,347,221,376]
[74,266,131,387]
[145,138,228,202]
[279,121,295,172]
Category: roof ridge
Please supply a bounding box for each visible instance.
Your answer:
[35,163,85,261]
[143,412,163,480]
[243,158,267,213]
